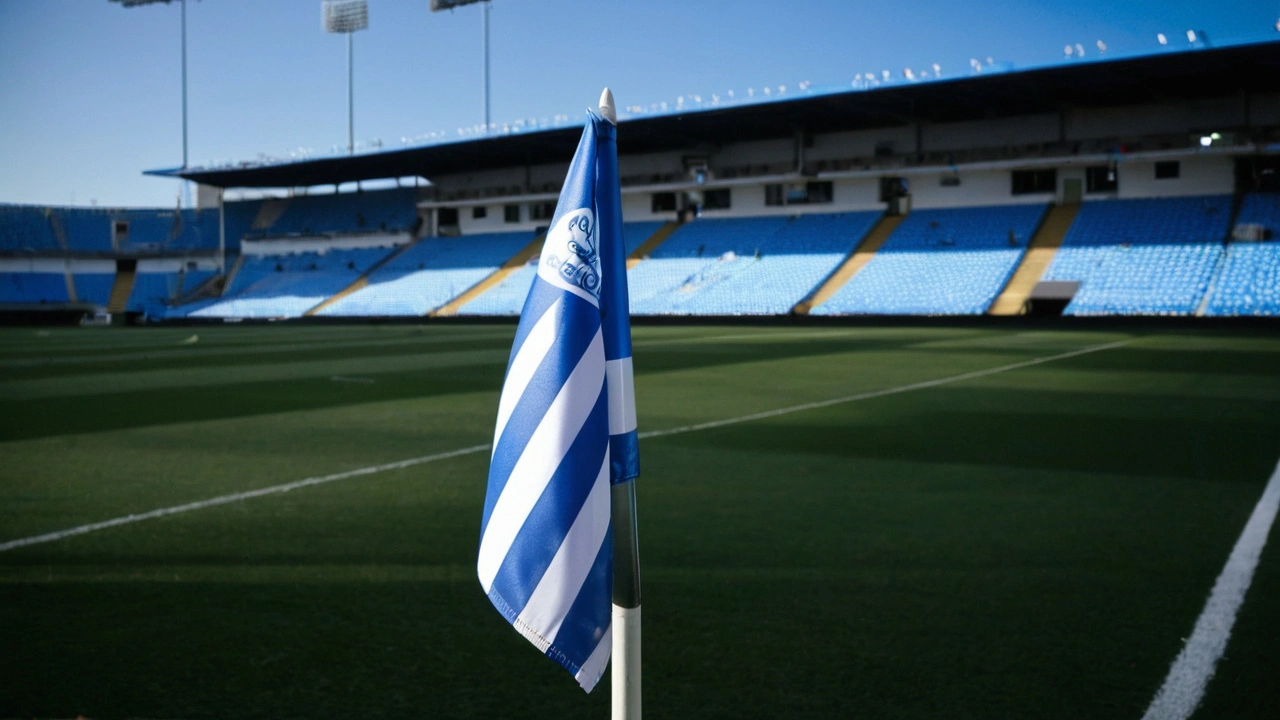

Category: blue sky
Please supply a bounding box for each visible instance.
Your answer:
[0,0,1275,208]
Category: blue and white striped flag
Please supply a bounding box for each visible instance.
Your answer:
[478,108,639,693]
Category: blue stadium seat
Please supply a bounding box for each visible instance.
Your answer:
[73,274,115,306]
[457,222,674,316]
[0,273,69,304]
[814,203,1046,315]
[1204,242,1280,316]
[248,188,418,237]
[1042,195,1232,315]
[0,205,62,252]
[189,247,394,318]
[629,212,881,315]
[318,232,533,317]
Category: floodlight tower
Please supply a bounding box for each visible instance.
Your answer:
[431,0,491,134]
[111,0,190,168]
[323,0,369,155]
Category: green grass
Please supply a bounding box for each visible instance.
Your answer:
[1,323,1278,719]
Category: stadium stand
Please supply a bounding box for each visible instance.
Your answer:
[812,204,1047,315]
[625,212,881,315]
[455,264,537,316]
[246,188,418,237]
[456,222,669,315]
[129,270,217,315]
[316,231,533,317]
[73,273,115,306]
[623,221,666,257]
[1203,192,1280,316]
[2,204,222,255]
[186,248,392,319]
[1042,195,1232,315]
[0,205,63,253]
[0,273,69,304]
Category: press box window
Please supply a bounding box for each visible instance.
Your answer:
[702,188,731,210]
[1086,166,1118,193]
[1155,161,1180,180]
[765,181,831,206]
[503,204,520,223]
[529,202,556,221]
[651,192,677,212]
[472,206,487,219]
[1012,169,1056,195]
[437,207,459,226]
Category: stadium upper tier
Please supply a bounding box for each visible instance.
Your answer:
[1042,196,1233,315]
[813,204,1047,315]
[1,205,220,254]
[244,188,418,237]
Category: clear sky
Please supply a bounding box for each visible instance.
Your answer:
[0,0,1276,208]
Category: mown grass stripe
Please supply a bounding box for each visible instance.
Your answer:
[0,339,1129,553]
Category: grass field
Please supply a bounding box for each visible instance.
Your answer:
[2,322,1279,719]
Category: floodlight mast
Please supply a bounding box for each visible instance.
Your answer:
[431,0,491,135]
[323,0,369,155]
[112,0,189,174]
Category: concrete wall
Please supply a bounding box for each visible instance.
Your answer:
[809,125,917,160]
[1066,96,1246,141]
[1117,154,1234,198]
[921,114,1059,152]
[910,169,1054,209]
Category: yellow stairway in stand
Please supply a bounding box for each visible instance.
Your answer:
[430,232,547,317]
[792,214,904,315]
[304,240,422,316]
[987,204,1080,316]
[107,264,136,314]
[625,222,679,269]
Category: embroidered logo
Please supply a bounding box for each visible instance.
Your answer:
[540,208,601,299]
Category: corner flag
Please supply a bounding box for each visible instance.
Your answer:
[477,95,639,695]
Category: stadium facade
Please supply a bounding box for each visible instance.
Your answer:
[3,41,1280,321]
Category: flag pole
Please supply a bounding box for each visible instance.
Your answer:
[599,88,642,720]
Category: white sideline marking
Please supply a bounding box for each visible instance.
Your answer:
[0,445,490,554]
[0,338,1129,554]
[1140,457,1280,720]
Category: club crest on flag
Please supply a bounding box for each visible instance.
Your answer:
[541,208,601,300]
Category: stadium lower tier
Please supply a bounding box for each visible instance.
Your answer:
[1204,242,1280,316]
[812,248,1027,315]
[4,206,1279,317]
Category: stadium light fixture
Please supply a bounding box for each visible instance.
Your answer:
[1158,33,1168,45]
[431,0,492,134]
[1186,30,1197,43]
[1097,40,1107,52]
[322,0,369,155]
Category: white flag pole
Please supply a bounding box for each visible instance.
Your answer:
[611,480,641,720]
[600,87,642,720]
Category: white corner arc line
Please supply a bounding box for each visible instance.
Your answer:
[1140,457,1280,720]
[0,338,1130,554]
[0,444,490,554]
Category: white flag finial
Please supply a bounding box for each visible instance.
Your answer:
[599,88,617,125]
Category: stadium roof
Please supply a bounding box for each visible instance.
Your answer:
[151,40,1280,190]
